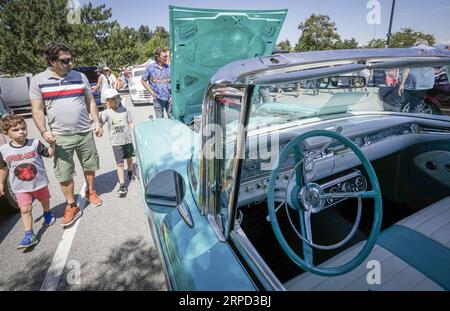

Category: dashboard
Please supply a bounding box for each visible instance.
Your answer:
[238,115,450,207]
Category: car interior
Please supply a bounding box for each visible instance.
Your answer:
[235,113,450,290]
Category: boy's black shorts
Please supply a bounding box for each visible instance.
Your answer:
[112,143,134,164]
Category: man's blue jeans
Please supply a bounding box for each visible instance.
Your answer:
[154,98,172,118]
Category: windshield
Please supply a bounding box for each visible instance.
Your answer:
[248,65,449,127]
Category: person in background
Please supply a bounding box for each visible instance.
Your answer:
[0,116,55,249]
[385,68,399,86]
[398,39,436,112]
[92,66,117,106]
[141,48,172,118]
[99,89,135,197]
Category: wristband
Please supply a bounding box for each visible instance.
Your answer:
[41,129,48,135]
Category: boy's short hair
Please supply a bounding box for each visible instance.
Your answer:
[1,115,26,134]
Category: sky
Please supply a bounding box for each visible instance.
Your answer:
[79,0,450,46]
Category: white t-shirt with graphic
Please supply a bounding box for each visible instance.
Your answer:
[100,105,133,146]
[0,139,50,193]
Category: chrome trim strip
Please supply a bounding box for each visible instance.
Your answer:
[225,85,255,239]
[151,219,173,291]
[231,228,286,291]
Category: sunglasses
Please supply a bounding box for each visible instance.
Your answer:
[58,58,73,65]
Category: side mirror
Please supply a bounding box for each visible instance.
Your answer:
[145,170,186,213]
[145,170,194,227]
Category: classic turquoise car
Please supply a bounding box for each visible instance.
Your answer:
[134,6,450,290]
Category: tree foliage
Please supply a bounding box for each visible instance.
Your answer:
[277,39,292,51]
[295,14,341,51]
[388,28,435,48]
[137,25,153,43]
[0,0,167,75]
[365,38,387,48]
[364,28,435,48]
[138,27,169,64]
[0,0,70,75]
[335,38,359,50]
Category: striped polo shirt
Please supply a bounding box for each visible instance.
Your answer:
[29,68,93,135]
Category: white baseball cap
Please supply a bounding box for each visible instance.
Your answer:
[104,88,120,100]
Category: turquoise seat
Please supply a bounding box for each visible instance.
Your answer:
[285,197,450,291]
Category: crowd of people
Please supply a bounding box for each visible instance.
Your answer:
[0,41,170,250]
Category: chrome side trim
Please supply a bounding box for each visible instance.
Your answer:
[225,85,255,239]
[152,219,173,291]
[231,228,286,291]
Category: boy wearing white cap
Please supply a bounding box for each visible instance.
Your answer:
[99,89,135,196]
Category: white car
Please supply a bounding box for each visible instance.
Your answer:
[129,66,153,105]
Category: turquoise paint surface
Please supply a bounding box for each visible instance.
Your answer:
[135,119,256,290]
[169,6,287,124]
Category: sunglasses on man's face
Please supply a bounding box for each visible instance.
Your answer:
[58,58,73,65]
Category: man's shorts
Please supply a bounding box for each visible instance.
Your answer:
[54,131,100,182]
[16,186,51,208]
[112,143,134,164]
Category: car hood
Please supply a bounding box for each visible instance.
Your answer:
[169,5,287,124]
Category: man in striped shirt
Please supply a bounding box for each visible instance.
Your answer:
[30,42,103,227]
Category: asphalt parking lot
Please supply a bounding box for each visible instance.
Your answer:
[0,94,167,291]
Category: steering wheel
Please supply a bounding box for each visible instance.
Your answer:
[267,130,382,276]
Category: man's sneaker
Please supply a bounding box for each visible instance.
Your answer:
[16,232,39,250]
[43,211,55,226]
[117,185,128,197]
[61,205,82,227]
[85,189,102,207]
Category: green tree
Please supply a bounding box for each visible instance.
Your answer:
[388,28,435,48]
[277,39,292,51]
[67,3,114,67]
[137,25,153,43]
[0,0,70,75]
[365,38,387,48]
[138,26,169,63]
[103,25,141,69]
[335,38,359,49]
[295,14,341,52]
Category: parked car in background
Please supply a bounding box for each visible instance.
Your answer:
[0,95,18,210]
[0,74,32,115]
[135,6,450,291]
[129,65,154,105]
[72,66,102,108]
[379,70,450,116]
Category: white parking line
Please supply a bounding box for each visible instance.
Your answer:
[40,183,87,291]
